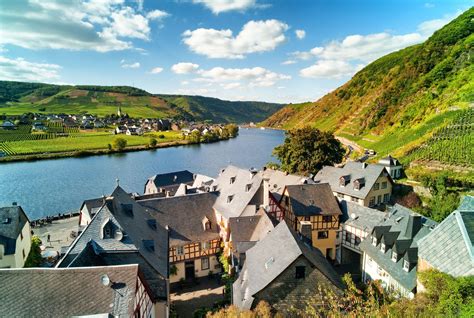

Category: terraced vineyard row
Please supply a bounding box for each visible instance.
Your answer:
[406,108,474,166]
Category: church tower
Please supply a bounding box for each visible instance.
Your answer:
[117,105,122,117]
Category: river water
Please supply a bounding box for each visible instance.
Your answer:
[0,128,284,219]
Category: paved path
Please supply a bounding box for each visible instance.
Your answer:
[336,136,363,153]
[33,216,80,253]
[171,278,225,318]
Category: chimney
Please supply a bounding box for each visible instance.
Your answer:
[298,221,312,244]
[12,202,17,206]
[406,215,422,238]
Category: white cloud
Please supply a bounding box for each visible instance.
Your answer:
[150,67,163,74]
[121,61,140,68]
[300,60,362,78]
[177,87,217,95]
[281,60,296,65]
[290,51,314,61]
[181,81,190,85]
[295,29,306,40]
[171,62,200,74]
[0,56,61,82]
[146,10,170,20]
[220,82,241,90]
[192,0,258,14]
[0,0,169,52]
[195,66,290,87]
[182,19,288,59]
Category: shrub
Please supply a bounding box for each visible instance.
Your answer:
[24,236,42,267]
[112,137,127,150]
[149,137,158,147]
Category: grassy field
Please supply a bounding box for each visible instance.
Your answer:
[0,127,182,157]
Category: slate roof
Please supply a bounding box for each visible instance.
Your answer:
[314,162,393,199]
[418,196,474,277]
[212,165,263,219]
[146,170,195,193]
[261,169,310,201]
[233,221,343,310]
[340,201,387,232]
[137,192,219,247]
[0,206,29,255]
[80,197,105,219]
[0,264,140,317]
[360,204,437,292]
[58,186,169,299]
[229,209,276,253]
[378,155,401,167]
[285,183,342,216]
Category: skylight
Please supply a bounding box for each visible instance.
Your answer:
[265,257,275,269]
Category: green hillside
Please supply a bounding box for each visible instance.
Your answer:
[0,82,283,123]
[263,8,473,173]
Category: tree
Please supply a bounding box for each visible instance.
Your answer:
[188,130,202,143]
[225,124,239,137]
[24,236,42,267]
[112,137,127,150]
[273,127,345,175]
[149,137,158,147]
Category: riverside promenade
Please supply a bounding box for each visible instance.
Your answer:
[33,216,80,253]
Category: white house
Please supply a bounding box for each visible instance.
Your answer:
[0,206,31,268]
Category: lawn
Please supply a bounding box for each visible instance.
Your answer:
[2,131,183,155]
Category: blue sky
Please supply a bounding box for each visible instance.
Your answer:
[0,0,472,103]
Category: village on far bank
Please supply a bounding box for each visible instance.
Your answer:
[1,141,473,317]
[0,106,241,159]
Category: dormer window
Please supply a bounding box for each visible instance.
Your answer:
[147,219,157,230]
[339,175,350,187]
[230,177,236,184]
[403,260,410,272]
[372,237,377,246]
[354,178,365,191]
[143,240,155,252]
[227,195,234,203]
[104,227,111,238]
[202,216,211,231]
[380,243,386,253]
[202,241,210,250]
[392,251,398,262]
[245,184,252,192]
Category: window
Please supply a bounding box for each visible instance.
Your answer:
[345,232,351,242]
[304,216,310,221]
[323,215,332,223]
[337,193,344,199]
[205,221,211,230]
[230,177,236,184]
[295,266,306,279]
[403,260,410,272]
[318,231,329,239]
[227,195,234,203]
[372,237,377,246]
[381,181,387,189]
[377,195,382,204]
[265,257,275,269]
[374,183,380,190]
[383,193,390,203]
[22,249,25,259]
[369,197,376,206]
[380,243,386,253]
[392,251,397,262]
[202,241,211,250]
[351,196,358,202]
[355,237,361,246]
[245,184,252,192]
[176,246,184,256]
[104,227,111,238]
[201,257,210,270]
[20,231,23,241]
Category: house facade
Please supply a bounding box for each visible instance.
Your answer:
[378,155,403,179]
[0,206,31,268]
[144,170,196,195]
[314,162,394,208]
[360,204,437,298]
[280,184,342,261]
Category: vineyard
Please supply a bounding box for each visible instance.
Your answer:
[406,108,474,166]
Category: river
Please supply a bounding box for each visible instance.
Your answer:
[0,128,284,220]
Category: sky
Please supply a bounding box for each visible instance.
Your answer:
[0,0,472,103]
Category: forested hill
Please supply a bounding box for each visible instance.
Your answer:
[0,81,283,123]
[263,8,473,171]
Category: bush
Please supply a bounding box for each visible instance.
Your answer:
[158,134,165,139]
[149,137,158,147]
[112,137,127,150]
[24,236,42,267]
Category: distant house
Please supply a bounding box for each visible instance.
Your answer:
[232,221,343,314]
[115,125,126,134]
[0,121,16,130]
[137,192,222,284]
[378,155,403,179]
[0,265,156,317]
[418,196,474,279]
[171,123,180,131]
[0,205,31,268]
[229,209,276,271]
[78,197,104,228]
[314,162,394,208]
[211,166,264,241]
[31,122,47,131]
[57,186,170,316]
[144,170,196,195]
[338,201,387,274]
[93,120,105,128]
[360,204,437,298]
[126,127,143,136]
[279,183,342,261]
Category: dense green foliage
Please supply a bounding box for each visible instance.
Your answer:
[273,127,345,174]
[263,8,473,171]
[24,236,42,267]
[0,81,283,123]
[112,137,127,150]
